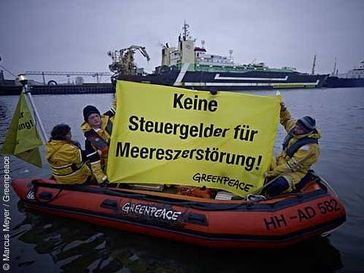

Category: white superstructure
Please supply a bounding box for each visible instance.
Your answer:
[161,22,235,67]
[338,60,364,79]
[346,60,364,79]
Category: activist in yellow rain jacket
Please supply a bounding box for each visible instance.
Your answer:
[263,103,321,197]
[80,105,115,172]
[46,124,92,184]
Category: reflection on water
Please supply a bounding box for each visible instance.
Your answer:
[1,87,364,272]
[15,202,342,273]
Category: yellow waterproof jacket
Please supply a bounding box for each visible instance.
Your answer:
[46,140,91,184]
[270,108,321,188]
[80,115,113,168]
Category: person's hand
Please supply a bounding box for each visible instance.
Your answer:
[97,150,102,157]
[264,171,275,178]
[280,102,286,112]
[100,179,109,187]
[70,140,81,148]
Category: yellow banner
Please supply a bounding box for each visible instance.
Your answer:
[107,81,281,197]
[1,92,42,167]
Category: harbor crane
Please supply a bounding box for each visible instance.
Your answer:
[107,45,150,80]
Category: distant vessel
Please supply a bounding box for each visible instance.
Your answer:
[110,22,328,91]
[0,70,114,96]
[324,60,364,88]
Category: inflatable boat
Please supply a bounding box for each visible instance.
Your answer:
[12,172,346,249]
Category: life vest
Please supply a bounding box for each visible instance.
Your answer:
[84,116,113,159]
[282,129,319,158]
[85,129,109,155]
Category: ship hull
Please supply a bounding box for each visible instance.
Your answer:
[0,72,328,96]
[120,70,328,91]
[323,76,364,88]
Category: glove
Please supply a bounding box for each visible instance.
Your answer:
[280,102,286,112]
[100,179,109,187]
[70,140,81,149]
[264,171,275,178]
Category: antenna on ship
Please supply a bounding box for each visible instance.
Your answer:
[229,49,233,62]
[311,54,316,75]
[201,40,205,49]
[182,20,190,40]
[332,57,337,76]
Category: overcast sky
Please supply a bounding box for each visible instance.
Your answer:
[0,0,363,81]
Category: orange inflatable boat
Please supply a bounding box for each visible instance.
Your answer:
[12,172,346,249]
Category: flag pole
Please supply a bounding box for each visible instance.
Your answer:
[17,74,48,144]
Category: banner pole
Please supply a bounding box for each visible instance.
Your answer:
[18,74,48,144]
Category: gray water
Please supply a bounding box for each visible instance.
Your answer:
[0,87,363,273]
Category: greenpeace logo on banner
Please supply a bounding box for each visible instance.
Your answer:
[107,81,281,197]
[192,172,254,193]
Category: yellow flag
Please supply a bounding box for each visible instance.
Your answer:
[107,81,281,197]
[1,92,43,167]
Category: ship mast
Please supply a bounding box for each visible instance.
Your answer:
[311,54,316,75]
[182,21,190,40]
[332,57,337,76]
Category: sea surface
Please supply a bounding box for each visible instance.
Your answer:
[0,87,363,273]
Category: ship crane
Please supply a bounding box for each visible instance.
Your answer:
[107,45,150,81]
